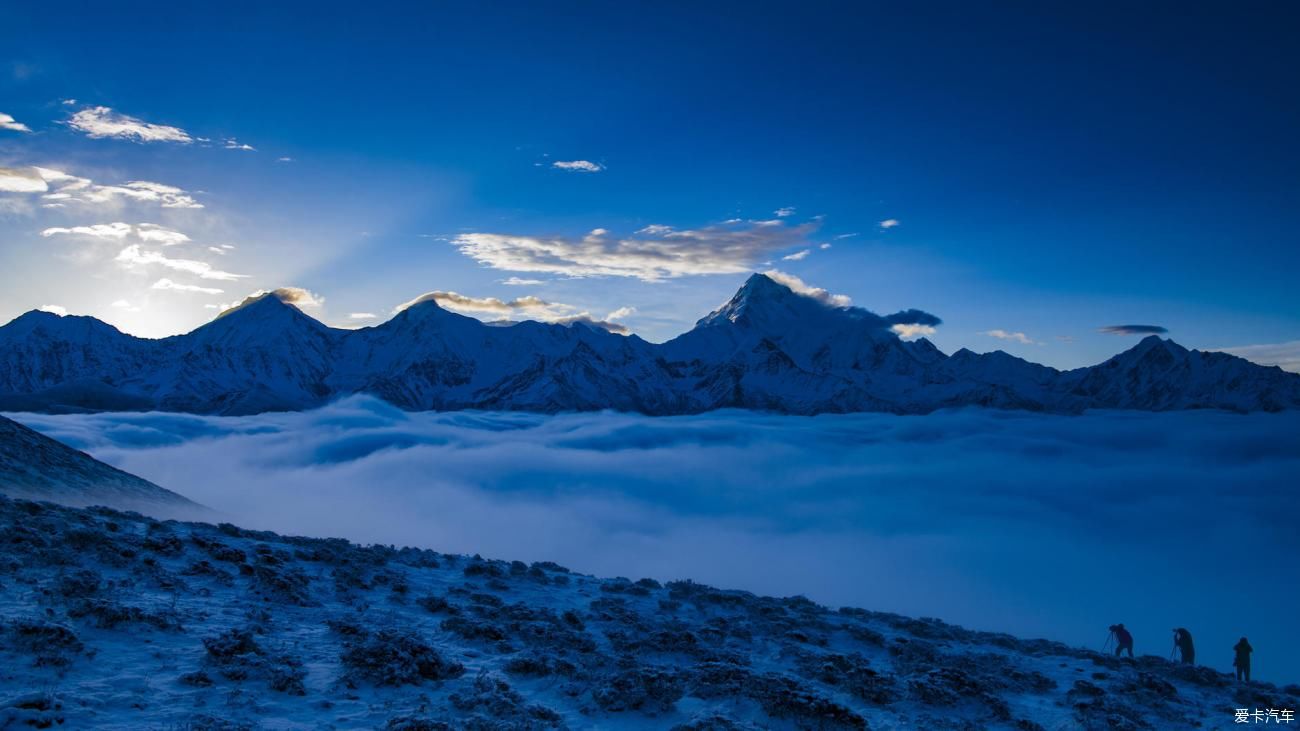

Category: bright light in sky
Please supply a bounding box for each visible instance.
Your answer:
[0,4,1298,370]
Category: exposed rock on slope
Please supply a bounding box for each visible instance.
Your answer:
[0,495,1292,729]
[2,274,1297,415]
[0,414,198,515]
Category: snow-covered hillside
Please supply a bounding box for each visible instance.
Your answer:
[1,493,1291,730]
[0,414,198,515]
[2,274,1298,415]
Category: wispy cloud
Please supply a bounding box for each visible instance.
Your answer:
[110,299,141,312]
[880,219,900,229]
[552,160,604,173]
[453,220,818,281]
[774,207,796,217]
[1099,324,1168,336]
[0,166,49,193]
[1214,340,1300,374]
[68,106,192,143]
[115,245,246,281]
[4,167,203,209]
[835,232,859,239]
[151,278,224,295]
[348,312,377,320]
[276,157,293,163]
[41,222,190,245]
[395,291,567,319]
[761,269,852,307]
[983,329,1037,345]
[781,249,811,261]
[500,277,544,286]
[224,138,255,151]
[0,112,31,133]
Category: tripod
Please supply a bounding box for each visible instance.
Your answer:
[1103,630,1114,653]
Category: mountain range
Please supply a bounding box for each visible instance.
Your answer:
[1,273,1297,416]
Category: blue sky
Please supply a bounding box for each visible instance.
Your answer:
[1,1,1298,370]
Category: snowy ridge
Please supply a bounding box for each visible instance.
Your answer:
[1,493,1293,730]
[1,274,1297,415]
[0,414,199,514]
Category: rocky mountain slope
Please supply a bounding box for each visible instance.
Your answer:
[1,493,1291,730]
[2,274,1297,416]
[0,414,199,515]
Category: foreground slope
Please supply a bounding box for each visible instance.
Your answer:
[2,274,1298,415]
[0,414,198,515]
[1,495,1293,730]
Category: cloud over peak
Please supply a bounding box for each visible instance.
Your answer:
[761,269,852,307]
[453,220,819,281]
[1099,324,1168,336]
[68,106,192,143]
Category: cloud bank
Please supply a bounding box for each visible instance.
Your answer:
[10,401,1299,679]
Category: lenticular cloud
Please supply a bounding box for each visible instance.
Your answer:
[9,398,1300,679]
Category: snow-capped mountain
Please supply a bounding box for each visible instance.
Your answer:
[1,273,1297,415]
[0,413,197,513]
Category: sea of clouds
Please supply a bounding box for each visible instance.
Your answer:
[10,398,1300,681]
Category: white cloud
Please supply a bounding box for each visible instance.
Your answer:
[819,243,832,250]
[61,99,77,106]
[983,329,1037,345]
[277,157,293,163]
[453,220,818,281]
[835,233,858,239]
[224,138,255,151]
[38,304,68,316]
[0,166,50,192]
[605,306,636,321]
[115,245,246,281]
[761,269,852,307]
[891,324,936,340]
[151,278,224,295]
[1215,340,1300,374]
[68,106,192,143]
[774,207,796,217]
[111,299,142,311]
[348,312,377,320]
[41,222,189,245]
[552,160,604,173]
[0,112,31,133]
[782,249,811,261]
[41,222,134,240]
[880,219,900,229]
[7,167,203,209]
[635,224,674,235]
[500,277,544,286]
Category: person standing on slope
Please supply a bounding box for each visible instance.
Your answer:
[1109,623,1134,658]
[1172,628,1195,664]
[1234,637,1253,682]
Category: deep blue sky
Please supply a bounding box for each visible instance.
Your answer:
[1,1,1298,369]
